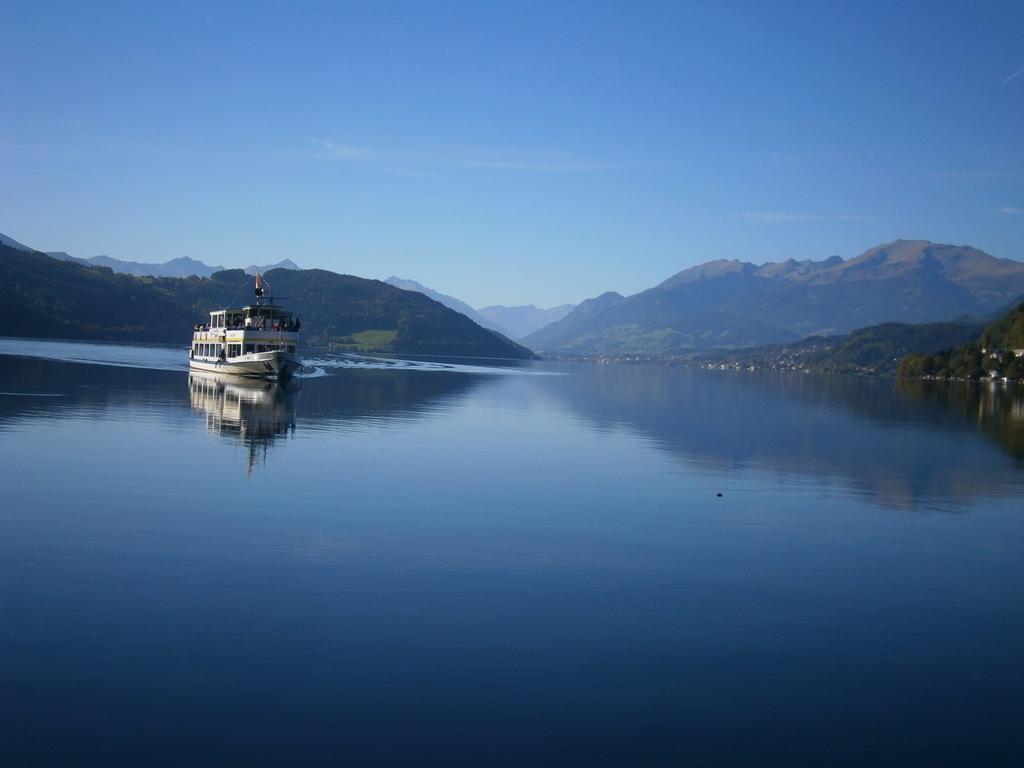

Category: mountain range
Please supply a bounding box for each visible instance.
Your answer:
[1,239,533,359]
[476,303,575,339]
[525,240,1024,354]
[384,277,503,334]
[385,276,574,339]
[9,236,301,279]
[9,228,1024,361]
[46,252,228,278]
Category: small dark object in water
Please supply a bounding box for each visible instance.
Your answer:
[716,492,723,497]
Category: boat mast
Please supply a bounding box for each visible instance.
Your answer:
[254,270,265,308]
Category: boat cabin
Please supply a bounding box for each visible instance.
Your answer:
[191,304,300,362]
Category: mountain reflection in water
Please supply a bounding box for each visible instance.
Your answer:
[2,352,1023,510]
[535,364,1024,511]
[2,345,1024,765]
[898,378,1024,464]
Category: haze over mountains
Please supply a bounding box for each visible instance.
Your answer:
[47,252,228,278]
[8,229,1024,359]
[8,235,301,279]
[477,304,575,339]
[0,233,32,251]
[385,276,575,340]
[384,277,503,334]
[525,241,1024,354]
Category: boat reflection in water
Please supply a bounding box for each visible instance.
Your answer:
[188,371,299,476]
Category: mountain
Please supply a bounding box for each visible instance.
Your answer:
[0,232,33,251]
[5,245,202,341]
[476,303,575,339]
[385,278,574,340]
[525,241,1024,355]
[51,253,303,279]
[45,251,227,278]
[1,232,301,278]
[96,254,227,278]
[245,259,300,275]
[1,243,535,359]
[384,277,505,333]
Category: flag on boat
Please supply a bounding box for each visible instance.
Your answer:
[255,270,266,297]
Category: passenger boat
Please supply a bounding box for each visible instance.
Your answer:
[188,273,302,379]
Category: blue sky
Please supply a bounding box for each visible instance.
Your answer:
[3,1,1023,307]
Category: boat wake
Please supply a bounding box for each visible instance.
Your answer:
[302,354,551,375]
[0,338,548,377]
[0,338,187,372]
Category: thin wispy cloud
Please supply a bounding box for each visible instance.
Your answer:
[1002,66,1024,84]
[997,206,1024,215]
[30,168,109,180]
[312,140,616,173]
[735,211,872,224]
[317,141,374,159]
[933,168,1014,181]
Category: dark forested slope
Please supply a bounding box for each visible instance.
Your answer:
[2,244,535,358]
[899,302,1024,380]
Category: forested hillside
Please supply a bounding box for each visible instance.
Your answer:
[899,303,1024,380]
[2,244,535,359]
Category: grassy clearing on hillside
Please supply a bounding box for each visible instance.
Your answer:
[331,329,398,351]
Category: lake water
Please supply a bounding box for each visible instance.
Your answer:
[2,338,1023,766]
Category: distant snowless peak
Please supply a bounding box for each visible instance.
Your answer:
[244,259,301,275]
[0,232,33,251]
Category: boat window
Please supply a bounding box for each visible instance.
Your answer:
[245,344,254,354]
[287,345,295,353]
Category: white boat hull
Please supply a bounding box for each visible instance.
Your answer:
[189,350,302,380]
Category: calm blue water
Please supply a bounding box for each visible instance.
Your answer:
[1,338,1023,766]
